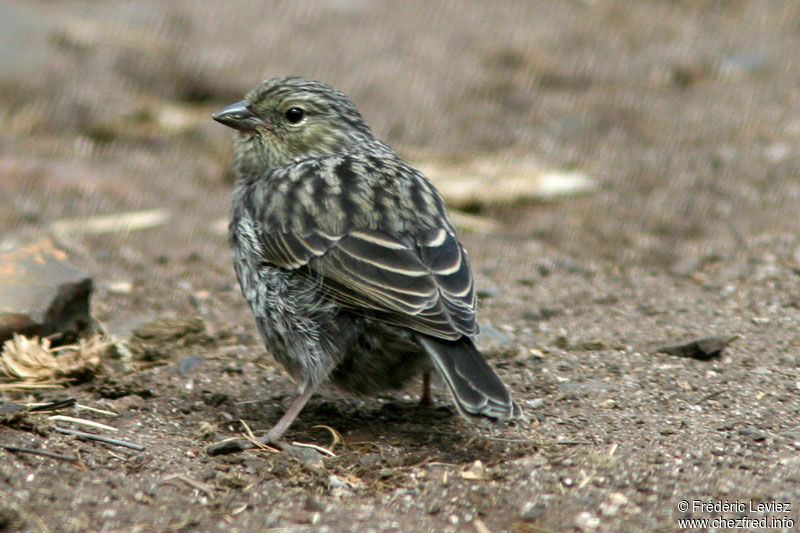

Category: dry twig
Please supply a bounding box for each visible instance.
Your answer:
[53,427,144,451]
[2,445,78,463]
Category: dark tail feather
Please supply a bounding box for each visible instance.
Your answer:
[417,335,520,420]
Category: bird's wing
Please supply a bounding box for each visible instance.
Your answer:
[258,226,477,340]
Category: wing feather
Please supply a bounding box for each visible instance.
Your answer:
[257,226,477,338]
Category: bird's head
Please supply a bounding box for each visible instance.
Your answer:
[213,77,374,177]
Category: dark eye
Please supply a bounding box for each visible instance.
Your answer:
[285,107,305,124]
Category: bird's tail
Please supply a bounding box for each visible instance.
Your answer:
[417,335,520,420]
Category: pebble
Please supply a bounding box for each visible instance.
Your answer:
[0,239,93,344]
[575,511,600,530]
[177,356,204,376]
[476,323,512,347]
[526,398,544,409]
[520,501,546,521]
[738,426,767,441]
[358,453,382,468]
[326,475,351,490]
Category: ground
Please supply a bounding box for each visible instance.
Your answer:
[1,1,799,532]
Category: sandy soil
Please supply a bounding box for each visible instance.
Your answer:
[1,1,799,532]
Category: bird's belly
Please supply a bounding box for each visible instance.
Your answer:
[234,258,336,384]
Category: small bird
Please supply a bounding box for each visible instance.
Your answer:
[213,77,519,443]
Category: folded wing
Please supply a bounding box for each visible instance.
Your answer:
[258,226,477,339]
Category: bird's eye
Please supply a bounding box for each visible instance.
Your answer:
[285,107,305,124]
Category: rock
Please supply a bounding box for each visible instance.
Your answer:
[575,511,600,530]
[738,426,767,441]
[206,438,254,455]
[608,492,629,505]
[326,475,352,490]
[358,452,382,468]
[177,355,204,376]
[520,501,546,521]
[781,430,800,441]
[0,240,92,344]
[525,398,544,409]
[476,323,511,348]
[655,335,739,360]
[459,460,486,480]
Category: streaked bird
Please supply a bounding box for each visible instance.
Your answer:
[213,76,519,442]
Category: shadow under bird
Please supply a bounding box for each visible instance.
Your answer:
[213,76,519,443]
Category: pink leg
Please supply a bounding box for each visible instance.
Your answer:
[260,382,316,443]
[420,370,433,406]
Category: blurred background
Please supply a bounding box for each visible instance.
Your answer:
[2,2,800,531]
[3,1,800,322]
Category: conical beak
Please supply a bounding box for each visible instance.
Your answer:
[212,100,268,132]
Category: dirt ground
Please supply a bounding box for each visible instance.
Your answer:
[2,1,799,532]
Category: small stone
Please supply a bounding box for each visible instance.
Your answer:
[177,356,204,376]
[476,323,511,348]
[271,459,290,477]
[575,511,600,530]
[608,492,629,505]
[553,334,569,349]
[526,398,544,409]
[358,452,381,468]
[206,438,253,455]
[304,494,325,512]
[529,348,546,359]
[105,280,133,295]
[217,471,249,489]
[598,398,616,409]
[326,475,351,490]
[738,426,767,441]
[720,285,736,298]
[599,503,619,516]
[0,240,93,344]
[522,307,562,321]
[460,460,486,480]
[285,445,325,470]
[520,501,546,521]
[656,335,738,360]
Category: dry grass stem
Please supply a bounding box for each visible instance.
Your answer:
[0,334,110,386]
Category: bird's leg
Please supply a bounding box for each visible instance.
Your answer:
[260,381,316,443]
[420,369,433,406]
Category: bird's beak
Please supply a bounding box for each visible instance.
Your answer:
[212,100,268,132]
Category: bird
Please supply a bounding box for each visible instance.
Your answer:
[213,76,519,443]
